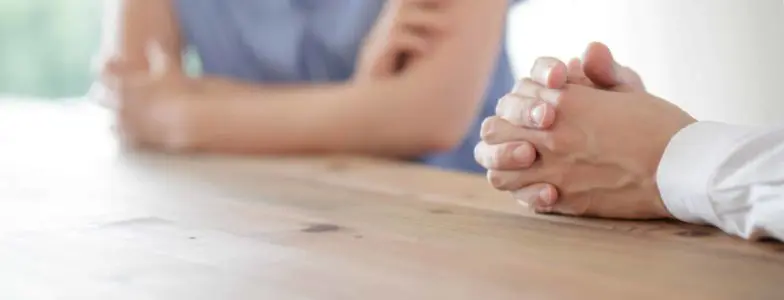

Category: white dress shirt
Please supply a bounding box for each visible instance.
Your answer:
[657,121,784,241]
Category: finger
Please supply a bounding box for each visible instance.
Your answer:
[511,79,563,106]
[511,183,559,212]
[480,116,550,145]
[474,141,537,170]
[567,57,584,77]
[615,65,646,92]
[565,57,594,86]
[529,57,568,88]
[581,42,620,89]
[487,169,545,191]
[495,93,556,129]
[581,41,645,92]
[581,42,644,91]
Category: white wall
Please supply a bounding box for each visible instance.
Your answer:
[507,0,784,126]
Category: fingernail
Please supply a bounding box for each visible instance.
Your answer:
[531,59,555,85]
[533,66,552,86]
[480,116,497,139]
[529,103,547,127]
[540,66,552,86]
[512,144,531,164]
[539,187,554,206]
[539,89,561,104]
[488,172,504,188]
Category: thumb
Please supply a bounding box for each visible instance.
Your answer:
[581,42,645,92]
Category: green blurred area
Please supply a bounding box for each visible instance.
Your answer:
[0,0,102,98]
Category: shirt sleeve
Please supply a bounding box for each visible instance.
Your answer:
[657,121,784,241]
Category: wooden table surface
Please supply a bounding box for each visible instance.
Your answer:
[1,100,782,300]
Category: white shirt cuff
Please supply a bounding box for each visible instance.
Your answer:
[656,121,753,224]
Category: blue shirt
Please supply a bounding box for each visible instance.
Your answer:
[175,0,517,173]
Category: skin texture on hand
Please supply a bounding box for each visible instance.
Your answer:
[490,83,696,219]
[476,42,645,209]
[476,42,696,219]
[99,43,199,151]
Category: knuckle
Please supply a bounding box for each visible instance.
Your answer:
[496,95,530,126]
[473,142,487,166]
[558,85,582,105]
[530,57,562,85]
[486,170,506,189]
[488,144,513,169]
[494,95,508,116]
[510,141,536,166]
[496,143,514,160]
[475,142,512,170]
[512,78,540,98]
[541,134,563,153]
[479,116,501,141]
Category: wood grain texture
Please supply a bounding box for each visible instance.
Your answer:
[0,101,782,300]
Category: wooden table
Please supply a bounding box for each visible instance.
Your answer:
[1,100,782,300]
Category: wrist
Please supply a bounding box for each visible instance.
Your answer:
[162,78,211,152]
[639,172,675,220]
[159,99,203,152]
[652,193,675,220]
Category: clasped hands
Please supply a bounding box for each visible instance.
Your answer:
[475,42,696,220]
[93,0,451,151]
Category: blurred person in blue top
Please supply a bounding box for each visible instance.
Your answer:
[94,0,520,173]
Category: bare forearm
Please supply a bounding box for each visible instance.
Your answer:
[179,0,508,156]
[186,79,441,157]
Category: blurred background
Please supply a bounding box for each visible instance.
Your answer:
[509,0,784,126]
[0,0,101,99]
[2,0,784,125]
